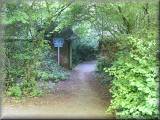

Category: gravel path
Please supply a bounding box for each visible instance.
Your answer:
[2,61,113,119]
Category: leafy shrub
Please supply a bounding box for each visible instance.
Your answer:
[97,56,112,72]
[36,51,70,82]
[21,79,42,97]
[37,70,69,82]
[3,1,71,98]
[104,30,158,119]
[7,79,43,98]
[96,38,118,85]
[96,56,114,85]
[7,85,22,98]
[97,36,118,73]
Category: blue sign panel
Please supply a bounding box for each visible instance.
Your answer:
[53,38,64,47]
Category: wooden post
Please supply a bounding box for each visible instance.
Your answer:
[58,47,60,65]
[69,41,72,69]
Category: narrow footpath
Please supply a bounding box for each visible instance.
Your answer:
[2,61,113,119]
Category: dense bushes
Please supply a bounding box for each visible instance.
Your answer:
[100,2,159,119]
[37,50,69,82]
[96,37,118,86]
[105,30,158,119]
[3,1,71,98]
[5,39,45,97]
[97,38,118,72]
[5,39,69,98]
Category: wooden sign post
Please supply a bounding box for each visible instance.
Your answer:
[53,38,64,65]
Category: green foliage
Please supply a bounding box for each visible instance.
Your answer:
[97,56,111,72]
[72,22,99,65]
[102,1,158,118]
[7,79,42,98]
[21,79,42,97]
[37,53,69,82]
[105,31,158,119]
[7,85,22,98]
[72,45,98,64]
[3,1,71,98]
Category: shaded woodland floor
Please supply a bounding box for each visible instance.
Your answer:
[2,61,113,119]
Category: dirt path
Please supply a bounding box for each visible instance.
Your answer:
[2,61,113,119]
